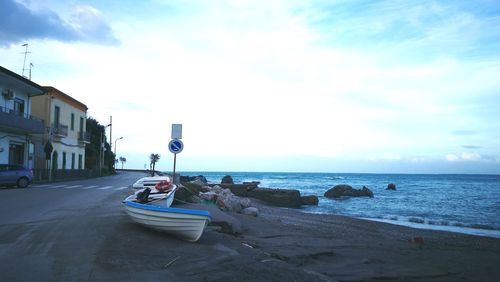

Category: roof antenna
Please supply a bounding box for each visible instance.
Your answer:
[21,43,31,78]
[29,63,34,80]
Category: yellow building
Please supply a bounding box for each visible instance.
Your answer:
[31,87,89,170]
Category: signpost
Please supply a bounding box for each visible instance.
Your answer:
[171,124,182,139]
[169,124,183,184]
[168,139,184,154]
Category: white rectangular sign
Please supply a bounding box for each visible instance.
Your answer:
[171,124,182,139]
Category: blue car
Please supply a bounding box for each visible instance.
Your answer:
[0,164,33,188]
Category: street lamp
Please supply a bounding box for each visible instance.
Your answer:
[99,124,111,173]
[114,137,123,169]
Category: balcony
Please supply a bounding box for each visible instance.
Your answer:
[52,123,68,137]
[0,105,44,134]
[78,131,91,144]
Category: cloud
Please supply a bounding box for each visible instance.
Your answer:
[2,0,498,173]
[369,153,403,161]
[446,152,483,162]
[305,0,500,61]
[452,130,477,136]
[0,0,119,46]
[70,6,120,45]
[462,145,482,149]
[461,152,482,161]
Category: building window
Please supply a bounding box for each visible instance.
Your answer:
[13,98,25,117]
[79,117,84,132]
[71,113,75,131]
[78,154,82,169]
[54,106,60,126]
[71,153,75,169]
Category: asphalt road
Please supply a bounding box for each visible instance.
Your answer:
[0,171,145,281]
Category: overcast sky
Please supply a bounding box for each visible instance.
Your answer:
[1,0,500,174]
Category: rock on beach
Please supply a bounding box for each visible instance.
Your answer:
[182,174,307,208]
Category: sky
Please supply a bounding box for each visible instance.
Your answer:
[1,0,500,174]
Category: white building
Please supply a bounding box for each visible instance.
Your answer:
[0,66,46,169]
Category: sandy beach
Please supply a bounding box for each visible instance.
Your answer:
[96,196,500,281]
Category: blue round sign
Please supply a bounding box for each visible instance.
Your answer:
[168,139,184,154]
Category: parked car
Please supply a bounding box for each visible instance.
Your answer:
[0,164,33,188]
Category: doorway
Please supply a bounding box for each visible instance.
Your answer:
[52,151,58,170]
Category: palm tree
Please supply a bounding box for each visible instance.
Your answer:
[119,157,126,169]
[150,153,160,176]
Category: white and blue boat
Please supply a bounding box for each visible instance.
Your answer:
[123,185,211,242]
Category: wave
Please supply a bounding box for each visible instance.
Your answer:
[382,215,499,230]
[360,215,500,238]
[326,176,345,180]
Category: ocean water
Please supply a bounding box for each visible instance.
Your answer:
[181,171,500,238]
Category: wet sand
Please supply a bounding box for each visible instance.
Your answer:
[93,197,500,281]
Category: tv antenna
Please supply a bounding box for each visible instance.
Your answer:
[21,43,31,78]
[29,63,34,80]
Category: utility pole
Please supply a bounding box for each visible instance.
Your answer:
[109,115,113,154]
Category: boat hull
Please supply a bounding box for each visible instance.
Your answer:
[123,201,211,242]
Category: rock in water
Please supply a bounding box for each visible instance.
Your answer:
[247,188,302,207]
[324,184,374,198]
[221,175,234,184]
[387,183,397,190]
[222,185,303,208]
[301,195,319,205]
[360,186,374,197]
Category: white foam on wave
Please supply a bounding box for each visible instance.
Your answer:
[360,217,500,238]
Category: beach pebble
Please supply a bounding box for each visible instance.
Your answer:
[205,185,247,213]
[242,207,259,217]
[199,191,217,201]
[191,178,207,187]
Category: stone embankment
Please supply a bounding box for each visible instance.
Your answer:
[178,175,318,208]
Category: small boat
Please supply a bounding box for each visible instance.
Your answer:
[123,184,211,242]
[126,181,177,207]
[132,175,172,189]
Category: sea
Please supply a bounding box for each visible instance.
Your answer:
[180,171,500,238]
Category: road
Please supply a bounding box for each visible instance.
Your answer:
[0,171,145,281]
